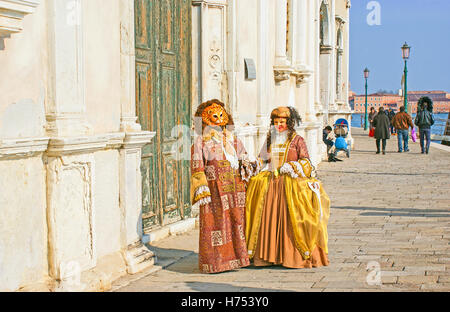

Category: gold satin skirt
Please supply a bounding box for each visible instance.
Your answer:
[245,171,330,268]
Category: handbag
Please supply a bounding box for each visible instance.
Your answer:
[369,128,375,137]
[411,127,417,143]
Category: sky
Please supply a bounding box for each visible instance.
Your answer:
[349,0,450,95]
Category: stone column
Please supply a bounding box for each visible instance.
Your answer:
[292,0,312,86]
[313,0,321,112]
[274,0,289,66]
[273,0,292,82]
[192,0,228,106]
[256,0,269,131]
[119,0,141,132]
[45,0,90,138]
[294,0,307,68]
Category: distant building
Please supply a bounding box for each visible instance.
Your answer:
[406,91,450,113]
[352,91,450,114]
[352,93,401,113]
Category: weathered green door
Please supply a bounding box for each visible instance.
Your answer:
[135,0,191,232]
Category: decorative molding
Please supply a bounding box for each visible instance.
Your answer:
[47,135,111,157]
[0,137,49,160]
[46,154,97,279]
[273,65,293,83]
[320,44,333,54]
[0,0,39,37]
[346,0,351,9]
[122,131,155,150]
[47,132,153,156]
[335,15,347,24]
[292,67,313,85]
[0,131,154,159]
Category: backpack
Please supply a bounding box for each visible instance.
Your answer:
[335,137,348,150]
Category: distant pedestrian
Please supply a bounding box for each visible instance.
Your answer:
[414,97,435,154]
[368,107,377,130]
[387,108,396,135]
[391,106,414,153]
[373,107,390,155]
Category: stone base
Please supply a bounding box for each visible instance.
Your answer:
[143,218,197,244]
[39,252,129,292]
[122,242,155,275]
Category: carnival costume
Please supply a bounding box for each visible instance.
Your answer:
[191,99,258,273]
[245,107,331,268]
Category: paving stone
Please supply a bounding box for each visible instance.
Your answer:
[398,275,438,284]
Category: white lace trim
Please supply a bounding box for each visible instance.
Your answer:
[273,131,288,145]
[308,182,323,221]
[279,162,299,178]
[223,146,239,170]
[194,185,211,198]
[192,196,212,211]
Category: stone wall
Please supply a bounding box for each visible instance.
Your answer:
[0,0,154,291]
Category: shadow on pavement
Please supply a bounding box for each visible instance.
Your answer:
[332,205,450,218]
[184,281,291,292]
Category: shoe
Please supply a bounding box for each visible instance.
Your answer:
[382,151,386,155]
[335,158,343,161]
[398,150,402,153]
[405,149,410,152]
[376,151,380,154]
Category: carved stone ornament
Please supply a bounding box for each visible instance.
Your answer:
[292,68,312,86]
[273,66,293,83]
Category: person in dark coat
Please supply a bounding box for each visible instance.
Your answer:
[373,107,390,155]
[368,107,377,130]
[414,97,435,154]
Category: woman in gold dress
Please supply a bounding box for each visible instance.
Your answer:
[245,106,331,268]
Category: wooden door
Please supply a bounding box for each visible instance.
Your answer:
[135,0,191,232]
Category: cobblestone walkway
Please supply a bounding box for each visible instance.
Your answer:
[112,128,450,292]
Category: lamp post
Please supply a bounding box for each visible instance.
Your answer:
[401,42,411,113]
[364,67,370,131]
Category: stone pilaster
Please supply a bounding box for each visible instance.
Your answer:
[119,131,155,274]
[119,0,141,132]
[45,0,91,138]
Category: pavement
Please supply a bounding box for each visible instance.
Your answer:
[111,127,450,292]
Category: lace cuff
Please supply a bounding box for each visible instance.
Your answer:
[239,157,262,182]
[193,185,211,204]
[279,162,299,178]
[280,160,313,179]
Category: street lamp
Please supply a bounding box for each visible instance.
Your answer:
[364,67,370,131]
[401,42,411,113]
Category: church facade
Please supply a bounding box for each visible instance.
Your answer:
[0,0,351,291]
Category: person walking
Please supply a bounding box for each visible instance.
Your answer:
[391,106,414,153]
[368,107,377,130]
[388,108,396,135]
[373,107,390,155]
[414,97,435,154]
